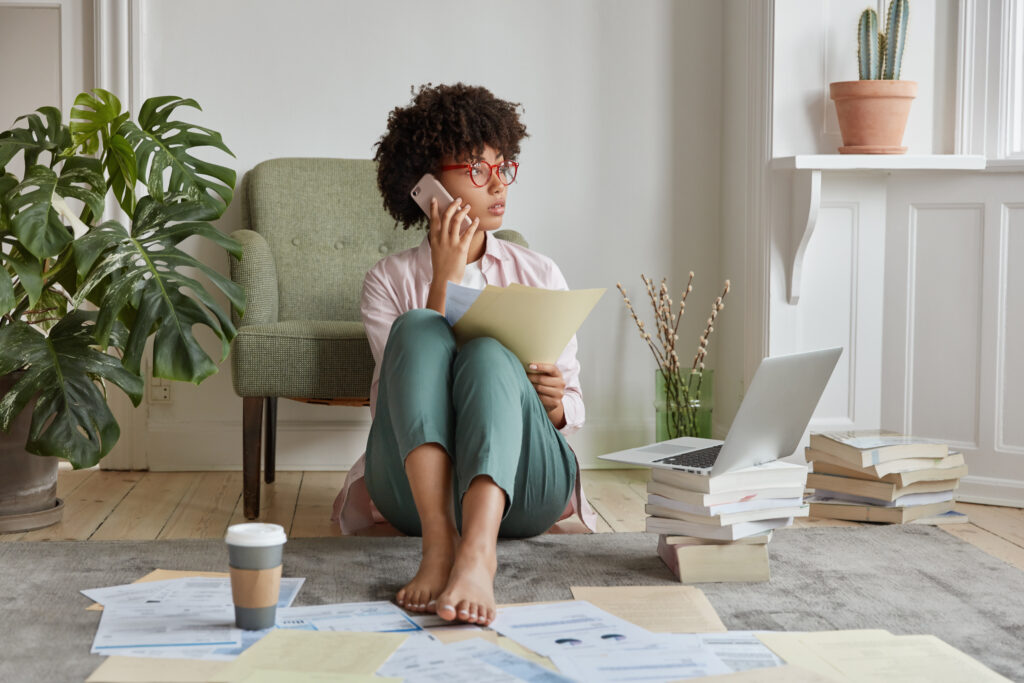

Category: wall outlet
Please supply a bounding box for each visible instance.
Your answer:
[150,382,171,403]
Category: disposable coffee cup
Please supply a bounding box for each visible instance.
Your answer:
[225,522,286,630]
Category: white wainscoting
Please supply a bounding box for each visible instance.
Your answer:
[766,171,888,463]
[883,172,1024,505]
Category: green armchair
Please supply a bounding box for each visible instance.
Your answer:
[230,158,527,519]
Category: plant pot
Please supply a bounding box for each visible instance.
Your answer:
[0,371,63,533]
[654,369,713,441]
[829,80,917,154]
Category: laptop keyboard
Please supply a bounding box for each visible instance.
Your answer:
[655,444,723,470]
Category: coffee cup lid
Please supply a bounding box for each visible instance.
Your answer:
[225,523,287,547]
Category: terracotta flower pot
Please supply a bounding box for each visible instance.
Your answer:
[829,80,918,154]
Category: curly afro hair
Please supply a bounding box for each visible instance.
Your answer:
[374,83,528,230]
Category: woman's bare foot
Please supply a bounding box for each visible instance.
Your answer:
[435,544,497,625]
[396,530,457,613]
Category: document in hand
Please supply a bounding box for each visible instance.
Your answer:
[446,283,605,365]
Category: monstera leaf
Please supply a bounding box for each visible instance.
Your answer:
[74,197,244,383]
[0,173,18,311]
[119,96,235,220]
[5,157,105,260]
[0,311,143,469]
[69,90,136,216]
[0,106,70,170]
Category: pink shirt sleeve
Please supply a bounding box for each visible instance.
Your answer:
[545,263,585,436]
[360,262,404,417]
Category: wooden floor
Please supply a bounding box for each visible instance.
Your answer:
[3,468,1023,572]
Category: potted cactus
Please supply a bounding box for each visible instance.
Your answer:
[830,0,915,153]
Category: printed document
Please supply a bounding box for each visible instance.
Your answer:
[91,603,241,653]
[82,576,304,610]
[275,601,421,633]
[445,283,604,365]
[375,637,519,682]
[489,600,658,657]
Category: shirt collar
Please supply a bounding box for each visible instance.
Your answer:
[482,230,511,265]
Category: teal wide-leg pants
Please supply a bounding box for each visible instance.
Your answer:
[364,309,577,538]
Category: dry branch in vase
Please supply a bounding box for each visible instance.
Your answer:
[617,273,730,438]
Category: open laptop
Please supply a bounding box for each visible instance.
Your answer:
[599,347,842,477]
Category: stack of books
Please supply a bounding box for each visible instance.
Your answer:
[804,431,968,524]
[645,461,810,582]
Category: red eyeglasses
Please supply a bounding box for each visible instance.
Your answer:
[441,160,519,187]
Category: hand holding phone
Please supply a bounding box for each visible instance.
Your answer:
[410,173,474,234]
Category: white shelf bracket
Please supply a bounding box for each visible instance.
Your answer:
[788,168,821,305]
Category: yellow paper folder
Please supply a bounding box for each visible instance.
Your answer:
[451,284,605,365]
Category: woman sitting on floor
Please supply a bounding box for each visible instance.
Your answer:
[332,82,596,626]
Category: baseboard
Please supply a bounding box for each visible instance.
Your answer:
[956,475,1024,508]
[144,421,370,472]
[123,423,1024,505]
[135,417,655,472]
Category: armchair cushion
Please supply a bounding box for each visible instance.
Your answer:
[231,320,372,398]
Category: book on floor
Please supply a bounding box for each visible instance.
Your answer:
[648,459,808,494]
[662,529,774,546]
[645,501,809,527]
[809,458,969,487]
[808,489,954,508]
[805,447,965,478]
[645,515,795,540]
[808,430,948,467]
[646,480,807,508]
[657,534,771,583]
[645,491,804,517]
[806,497,955,523]
[806,472,959,503]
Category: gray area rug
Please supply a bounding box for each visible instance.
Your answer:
[1,525,1021,681]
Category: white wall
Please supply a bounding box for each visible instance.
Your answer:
[0,7,61,137]
[121,0,725,470]
[773,0,959,156]
[0,0,94,176]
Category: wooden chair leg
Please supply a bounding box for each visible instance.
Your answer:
[242,397,263,519]
[264,397,277,484]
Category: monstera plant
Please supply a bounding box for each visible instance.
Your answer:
[0,89,244,471]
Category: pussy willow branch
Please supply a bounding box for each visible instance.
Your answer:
[673,271,694,337]
[692,280,731,371]
[619,273,731,438]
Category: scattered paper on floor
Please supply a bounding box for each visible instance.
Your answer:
[91,603,241,654]
[85,656,225,683]
[274,601,420,632]
[234,671,398,683]
[756,630,1011,682]
[208,630,407,682]
[83,577,304,612]
[679,663,837,682]
[570,585,727,633]
[86,570,230,611]
[490,600,658,657]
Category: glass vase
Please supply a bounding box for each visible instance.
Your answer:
[654,368,714,441]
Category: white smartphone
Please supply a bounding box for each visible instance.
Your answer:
[410,173,473,234]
